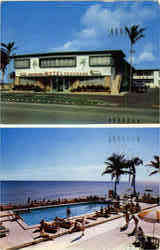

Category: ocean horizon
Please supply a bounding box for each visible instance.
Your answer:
[0,180,159,205]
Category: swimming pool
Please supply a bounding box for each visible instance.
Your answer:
[20,202,108,226]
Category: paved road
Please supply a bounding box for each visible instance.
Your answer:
[1,102,159,124]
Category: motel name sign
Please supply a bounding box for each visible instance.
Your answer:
[20,70,101,77]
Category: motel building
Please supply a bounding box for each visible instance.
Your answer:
[133,69,160,88]
[12,50,131,94]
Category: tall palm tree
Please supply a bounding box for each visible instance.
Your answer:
[125,25,145,92]
[127,157,143,195]
[146,155,160,176]
[109,25,145,92]
[0,41,16,87]
[102,153,129,198]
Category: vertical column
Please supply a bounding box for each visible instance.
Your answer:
[15,76,20,85]
[50,77,52,92]
[63,77,65,91]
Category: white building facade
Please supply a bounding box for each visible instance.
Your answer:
[12,50,130,93]
[133,69,160,88]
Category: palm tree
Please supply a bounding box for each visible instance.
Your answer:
[127,157,143,195]
[1,42,17,56]
[125,25,145,92]
[102,153,130,198]
[146,155,160,176]
[0,41,16,87]
[109,25,145,92]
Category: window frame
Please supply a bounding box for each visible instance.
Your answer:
[14,58,30,69]
[89,55,113,67]
[39,56,77,68]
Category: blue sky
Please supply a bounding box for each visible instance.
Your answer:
[1,128,160,182]
[1,1,160,82]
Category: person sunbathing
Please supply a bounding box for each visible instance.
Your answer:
[86,214,97,220]
[41,221,58,233]
[95,210,103,217]
[55,216,65,222]
[81,217,85,236]
[69,221,82,233]
[40,227,53,239]
[55,217,73,229]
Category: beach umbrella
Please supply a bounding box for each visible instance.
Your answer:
[138,207,160,237]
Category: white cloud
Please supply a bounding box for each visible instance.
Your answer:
[135,43,156,64]
[63,41,73,49]
[138,51,155,62]
[52,4,156,52]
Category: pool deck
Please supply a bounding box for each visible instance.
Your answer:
[0,202,159,250]
[20,212,160,250]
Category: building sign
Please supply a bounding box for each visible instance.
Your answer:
[20,71,89,77]
[90,70,101,75]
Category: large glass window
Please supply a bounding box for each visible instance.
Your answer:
[89,56,111,66]
[14,58,30,69]
[39,57,76,68]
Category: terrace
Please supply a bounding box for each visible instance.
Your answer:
[0,201,158,250]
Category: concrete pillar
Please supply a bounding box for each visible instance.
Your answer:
[63,77,65,91]
[15,76,20,85]
[104,76,111,90]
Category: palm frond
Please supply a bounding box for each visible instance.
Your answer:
[149,170,159,176]
[1,43,8,49]
[154,155,160,162]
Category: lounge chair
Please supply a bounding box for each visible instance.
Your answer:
[68,221,82,233]
[55,217,73,229]
[40,220,59,234]
[0,226,9,238]
[0,226,9,234]
[86,214,97,220]
[0,231,7,238]
[40,230,53,240]
[76,218,89,224]
[102,211,110,218]
[95,210,104,217]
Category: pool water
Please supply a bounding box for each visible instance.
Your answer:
[20,202,108,226]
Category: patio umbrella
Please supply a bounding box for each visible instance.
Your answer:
[138,207,160,237]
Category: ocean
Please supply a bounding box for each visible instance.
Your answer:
[0,180,159,205]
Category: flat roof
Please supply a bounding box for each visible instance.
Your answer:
[135,68,160,71]
[11,50,125,58]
